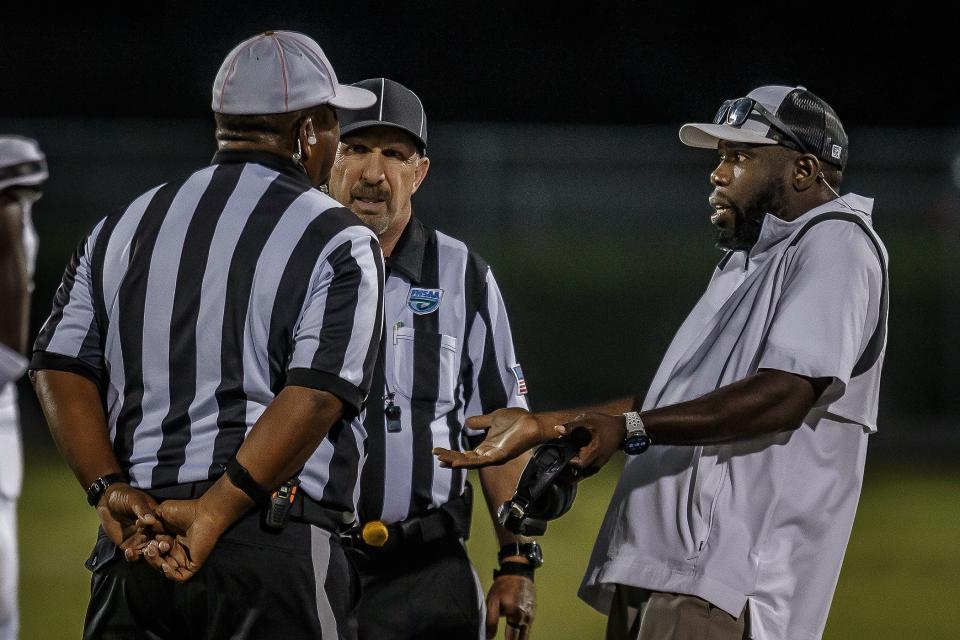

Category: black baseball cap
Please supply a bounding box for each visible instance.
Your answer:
[338,78,427,152]
[680,85,848,169]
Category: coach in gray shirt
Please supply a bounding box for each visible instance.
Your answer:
[437,85,888,640]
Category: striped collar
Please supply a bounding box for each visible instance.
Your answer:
[211,149,311,187]
[387,216,428,283]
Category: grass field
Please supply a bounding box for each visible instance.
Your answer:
[19,451,960,639]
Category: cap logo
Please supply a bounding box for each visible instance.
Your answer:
[831,144,842,160]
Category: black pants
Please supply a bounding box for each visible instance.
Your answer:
[82,510,359,640]
[350,537,483,640]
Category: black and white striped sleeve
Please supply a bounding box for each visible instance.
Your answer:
[286,229,384,418]
[464,266,529,441]
[30,219,107,384]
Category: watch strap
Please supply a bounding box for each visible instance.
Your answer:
[86,473,128,507]
[498,541,543,568]
[622,411,646,437]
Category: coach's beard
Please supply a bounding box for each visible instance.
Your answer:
[715,182,785,252]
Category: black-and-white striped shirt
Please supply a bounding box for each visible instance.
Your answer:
[31,150,384,516]
[358,218,528,524]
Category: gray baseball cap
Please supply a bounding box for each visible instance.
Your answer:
[680,85,848,169]
[212,31,376,115]
[338,78,428,152]
[0,135,47,192]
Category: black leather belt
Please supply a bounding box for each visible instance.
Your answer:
[343,483,473,555]
[145,477,348,533]
[146,479,218,500]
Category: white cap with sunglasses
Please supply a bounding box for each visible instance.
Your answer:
[679,85,848,170]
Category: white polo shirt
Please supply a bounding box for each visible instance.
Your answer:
[579,194,888,640]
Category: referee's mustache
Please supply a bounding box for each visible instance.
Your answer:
[350,187,389,202]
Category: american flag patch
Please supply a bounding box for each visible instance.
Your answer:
[511,365,528,396]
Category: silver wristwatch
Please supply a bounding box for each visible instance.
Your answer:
[622,411,651,455]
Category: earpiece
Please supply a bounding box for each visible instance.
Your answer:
[307,135,317,146]
[292,138,303,163]
[817,171,842,199]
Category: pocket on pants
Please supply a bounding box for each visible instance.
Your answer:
[676,595,744,640]
[84,531,119,573]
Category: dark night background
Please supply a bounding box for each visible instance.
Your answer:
[1,6,955,126]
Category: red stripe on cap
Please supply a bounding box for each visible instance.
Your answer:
[271,34,289,112]
[218,35,265,112]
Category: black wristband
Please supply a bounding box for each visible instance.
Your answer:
[498,541,543,568]
[493,561,535,582]
[86,473,128,507]
[225,458,271,507]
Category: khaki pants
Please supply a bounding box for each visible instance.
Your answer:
[607,586,749,640]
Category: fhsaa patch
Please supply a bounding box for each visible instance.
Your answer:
[407,287,444,314]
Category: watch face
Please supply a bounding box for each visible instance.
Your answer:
[86,477,111,506]
[527,542,543,568]
[624,434,651,455]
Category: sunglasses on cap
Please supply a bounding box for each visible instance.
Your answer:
[713,97,813,156]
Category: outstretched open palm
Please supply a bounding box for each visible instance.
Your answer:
[434,407,552,469]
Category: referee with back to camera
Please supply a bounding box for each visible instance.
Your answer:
[328,78,539,640]
[30,30,383,639]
